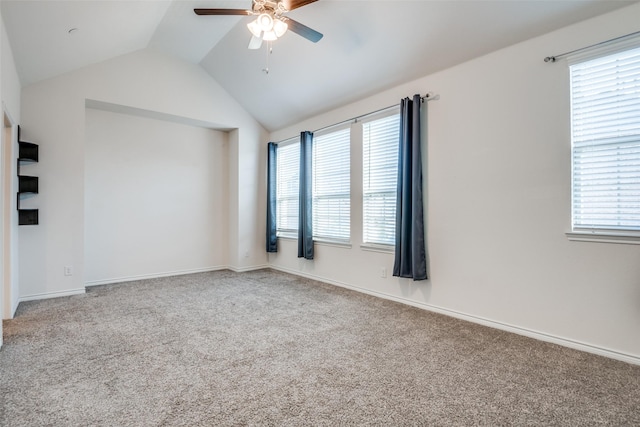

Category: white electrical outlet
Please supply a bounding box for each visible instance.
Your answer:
[64,266,73,276]
[381,267,387,278]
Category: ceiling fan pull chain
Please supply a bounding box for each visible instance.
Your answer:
[263,40,273,74]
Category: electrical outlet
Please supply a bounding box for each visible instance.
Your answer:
[381,267,387,278]
[64,266,73,276]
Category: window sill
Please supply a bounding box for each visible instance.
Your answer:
[277,233,297,240]
[314,238,352,249]
[276,235,352,249]
[566,230,640,245]
[360,243,394,254]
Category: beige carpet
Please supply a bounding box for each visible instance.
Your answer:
[1,269,639,426]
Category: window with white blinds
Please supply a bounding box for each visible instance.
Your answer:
[570,45,640,233]
[276,141,299,236]
[362,112,400,246]
[312,127,351,242]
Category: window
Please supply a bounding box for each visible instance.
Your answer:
[276,140,299,237]
[362,112,400,246]
[313,127,351,242]
[570,44,640,236]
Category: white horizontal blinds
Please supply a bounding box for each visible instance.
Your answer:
[276,141,300,235]
[362,113,400,245]
[313,127,351,241]
[570,45,640,231]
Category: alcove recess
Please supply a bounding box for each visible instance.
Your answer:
[17,126,39,225]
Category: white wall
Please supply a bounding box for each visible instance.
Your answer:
[1,9,21,343]
[84,108,229,285]
[1,16,20,118]
[269,3,640,363]
[19,49,267,301]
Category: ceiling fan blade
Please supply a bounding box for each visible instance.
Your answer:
[194,9,252,16]
[248,36,263,50]
[281,0,318,11]
[285,18,323,43]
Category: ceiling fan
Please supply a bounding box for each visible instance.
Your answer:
[195,0,323,50]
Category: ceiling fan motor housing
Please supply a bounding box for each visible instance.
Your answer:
[253,0,288,17]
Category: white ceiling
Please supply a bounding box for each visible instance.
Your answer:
[1,0,637,131]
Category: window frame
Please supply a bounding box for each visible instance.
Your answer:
[275,138,300,239]
[312,124,352,244]
[566,37,640,245]
[361,109,400,249]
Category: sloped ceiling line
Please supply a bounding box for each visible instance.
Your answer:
[2,0,636,131]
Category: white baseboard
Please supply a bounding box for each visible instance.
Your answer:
[17,266,269,306]
[269,265,640,366]
[85,264,270,286]
[227,264,270,273]
[85,266,228,287]
[19,288,86,303]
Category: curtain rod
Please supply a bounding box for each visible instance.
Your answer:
[276,92,438,144]
[544,29,640,62]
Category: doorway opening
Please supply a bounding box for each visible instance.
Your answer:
[2,110,18,346]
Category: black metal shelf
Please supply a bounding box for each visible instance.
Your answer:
[18,141,39,163]
[18,175,38,194]
[19,209,38,226]
[17,126,39,226]
[17,125,38,163]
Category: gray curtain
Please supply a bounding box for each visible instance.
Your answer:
[266,142,277,253]
[393,94,427,280]
[298,131,314,259]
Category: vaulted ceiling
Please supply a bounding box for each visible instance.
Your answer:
[2,0,637,131]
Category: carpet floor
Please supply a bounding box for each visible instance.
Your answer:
[1,269,639,426]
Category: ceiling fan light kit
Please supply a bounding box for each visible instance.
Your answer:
[273,18,288,37]
[195,0,322,48]
[247,13,288,41]
[247,19,263,38]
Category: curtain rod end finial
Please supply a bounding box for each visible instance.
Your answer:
[544,56,556,63]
